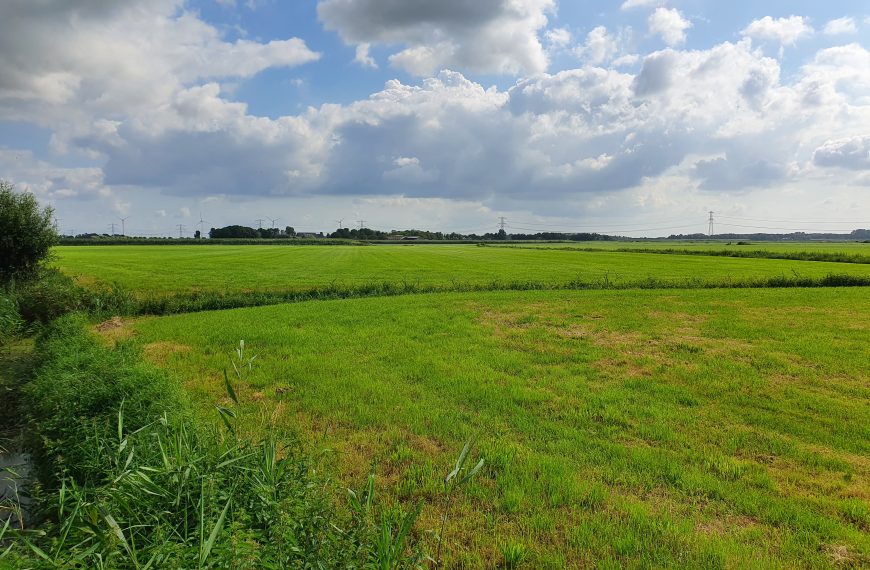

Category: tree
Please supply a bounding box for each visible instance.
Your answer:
[285,226,296,237]
[194,229,201,239]
[0,181,58,282]
[209,225,258,238]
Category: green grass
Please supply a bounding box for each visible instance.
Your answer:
[496,241,870,254]
[120,287,870,568]
[54,244,870,296]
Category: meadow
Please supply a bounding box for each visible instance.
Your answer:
[54,244,870,296]
[115,286,869,568]
[494,241,870,254]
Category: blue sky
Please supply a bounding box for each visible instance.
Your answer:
[1,0,868,236]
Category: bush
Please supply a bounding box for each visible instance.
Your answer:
[0,180,58,282]
[9,268,86,324]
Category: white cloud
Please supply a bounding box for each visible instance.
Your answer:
[648,8,692,47]
[620,0,658,11]
[823,17,857,36]
[317,0,554,76]
[575,26,620,66]
[741,15,813,46]
[545,27,572,50]
[3,2,870,227]
[612,54,640,67]
[0,0,319,126]
[354,43,378,68]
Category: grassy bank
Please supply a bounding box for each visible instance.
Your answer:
[1,316,429,568]
[122,287,870,567]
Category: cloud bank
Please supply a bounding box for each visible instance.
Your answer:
[1,1,868,229]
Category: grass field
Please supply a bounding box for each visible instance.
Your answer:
[495,241,870,253]
[54,244,870,296]
[113,287,870,568]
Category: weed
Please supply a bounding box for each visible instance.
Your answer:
[435,437,485,567]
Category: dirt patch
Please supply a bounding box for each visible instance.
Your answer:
[142,341,192,365]
[696,514,759,536]
[593,357,652,379]
[826,544,857,567]
[95,316,123,331]
[94,316,136,344]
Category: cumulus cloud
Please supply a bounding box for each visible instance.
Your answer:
[823,17,857,36]
[575,26,621,66]
[0,0,319,127]
[0,148,111,203]
[648,8,692,47]
[354,43,378,68]
[741,15,813,46]
[621,0,658,11]
[813,136,870,170]
[545,27,572,51]
[3,1,870,221]
[317,0,554,75]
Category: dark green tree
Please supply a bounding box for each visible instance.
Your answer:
[0,181,58,282]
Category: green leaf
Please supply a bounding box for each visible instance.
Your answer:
[103,511,135,562]
[200,497,231,566]
[459,458,485,486]
[223,369,238,404]
[215,406,236,435]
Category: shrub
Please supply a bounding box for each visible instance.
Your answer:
[0,180,58,282]
[9,268,85,324]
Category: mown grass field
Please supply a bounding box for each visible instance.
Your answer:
[55,244,870,295]
[495,241,870,253]
[113,286,870,568]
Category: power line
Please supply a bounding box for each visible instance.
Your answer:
[505,223,700,234]
[716,215,867,224]
[507,216,690,229]
[176,224,186,238]
[716,222,861,233]
[708,211,714,237]
[357,219,367,230]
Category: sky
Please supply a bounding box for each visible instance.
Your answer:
[1,0,869,237]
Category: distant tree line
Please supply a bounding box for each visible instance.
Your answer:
[668,229,870,241]
[327,228,616,241]
[60,224,870,243]
[209,225,296,239]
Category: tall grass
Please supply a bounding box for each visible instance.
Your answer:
[87,272,870,317]
[0,294,22,347]
[2,317,428,568]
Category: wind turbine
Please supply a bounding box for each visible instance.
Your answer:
[119,216,129,237]
[197,212,209,236]
[335,218,345,229]
[267,216,280,229]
